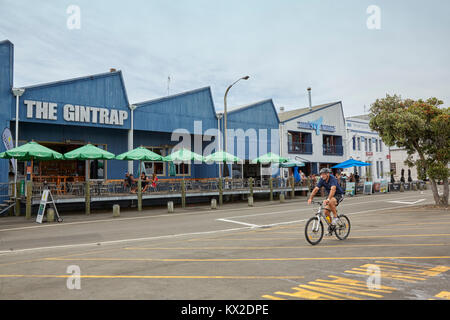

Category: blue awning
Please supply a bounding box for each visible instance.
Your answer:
[332,159,371,169]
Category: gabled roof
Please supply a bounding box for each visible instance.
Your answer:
[347,114,371,121]
[21,70,130,106]
[135,86,213,107]
[278,101,341,122]
[226,99,280,123]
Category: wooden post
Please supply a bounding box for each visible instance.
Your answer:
[249,177,254,198]
[14,182,20,216]
[290,176,295,199]
[112,204,120,217]
[167,201,174,213]
[85,180,91,215]
[137,178,142,211]
[269,177,273,202]
[181,179,186,208]
[218,178,223,206]
[25,180,32,220]
[211,198,217,210]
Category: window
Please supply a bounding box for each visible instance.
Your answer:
[364,138,368,151]
[287,131,312,154]
[352,137,356,150]
[322,135,343,155]
[175,163,190,176]
[379,140,383,152]
[375,139,378,152]
[366,161,372,178]
[357,137,361,151]
[368,139,372,152]
[376,161,380,179]
[380,161,384,178]
[142,147,165,176]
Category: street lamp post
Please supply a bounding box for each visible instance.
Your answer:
[217,112,223,178]
[223,76,249,177]
[128,104,137,174]
[11,88,25,204]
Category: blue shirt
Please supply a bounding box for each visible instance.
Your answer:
[316,175,344,195]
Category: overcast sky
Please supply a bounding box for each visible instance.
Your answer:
[1,0,449,116]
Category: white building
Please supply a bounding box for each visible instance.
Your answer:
[345,115,390,182]
[389,147,420,182]
[279,102,347,177]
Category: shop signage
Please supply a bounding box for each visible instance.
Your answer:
[380,179,388,193]
[297,117,336,135]
[36,189,50,224]
[23,100,128,126]
[345,182,355,196]
[366,152,373,156]
[363,182,373,195]
[2,127,16,172]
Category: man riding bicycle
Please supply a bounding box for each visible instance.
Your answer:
[308,168,344,227]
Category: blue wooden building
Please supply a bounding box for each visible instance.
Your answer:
[0,40,282,185]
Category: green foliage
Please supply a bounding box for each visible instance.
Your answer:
[369,94,449,184]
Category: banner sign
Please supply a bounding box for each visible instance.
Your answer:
[345,182,355,196]
[380,180,388,193]
[2,127,16,172]
[36,189,50,224]
[363,182,373,195]
[355,183,364,194]
[373,182,380,192]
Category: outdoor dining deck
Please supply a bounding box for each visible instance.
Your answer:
[26,177,310,205]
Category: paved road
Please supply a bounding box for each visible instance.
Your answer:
[0,190,449,300]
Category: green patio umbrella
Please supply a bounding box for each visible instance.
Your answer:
[163,148,205,162]
[251,152,288,164]
[116,146,164,178]
[163,148,205,177]
[251,152,288,180]
[205,151,243,179]
[63,144,115,181]
[204,151,242,163]
[0,141,63,161]
[0,141,63,181]
[63,143,115,160]
[280,159,306,168]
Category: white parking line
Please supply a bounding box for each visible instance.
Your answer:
[216,200,435,228]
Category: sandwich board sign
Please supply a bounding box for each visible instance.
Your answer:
[36,188,62,224]
[363,182,373,195]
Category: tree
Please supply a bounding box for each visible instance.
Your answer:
[369,94,449,207]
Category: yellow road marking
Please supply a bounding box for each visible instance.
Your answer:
[0,274,304,280]
[374,260,432,268]
[43,256,450,262]
[189,234,450,241]
[434,291,450,300]
[125,243,450,250]
[261,295,286,300]
[345,268,427,281]
[260,225,450,234]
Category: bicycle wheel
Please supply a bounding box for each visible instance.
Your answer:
[305,217,324,245]
[334,214,351,240]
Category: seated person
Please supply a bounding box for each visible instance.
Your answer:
[140,172,150,192]
[150,173,158,191]
[124,172,137,193]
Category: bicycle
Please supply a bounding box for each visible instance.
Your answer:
[304,200,351,245]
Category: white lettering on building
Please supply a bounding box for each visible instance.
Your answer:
[23,100,128,126]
